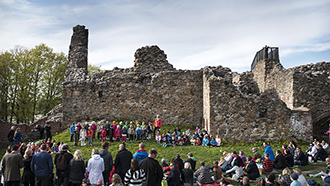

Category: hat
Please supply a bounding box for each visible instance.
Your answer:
[176,154,180,158]
[252,147,257,151]
[62,144,69,150]
[161,158,167,163]
[307,179,317,186]
[291,173,299,180]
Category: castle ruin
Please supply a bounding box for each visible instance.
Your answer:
[63,25,330,142]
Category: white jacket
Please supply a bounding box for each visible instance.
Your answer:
[86,154,105,184]
[80,129,87,139]
[226,165,243,181]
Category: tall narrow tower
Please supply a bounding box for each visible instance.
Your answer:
[65,25,88,80]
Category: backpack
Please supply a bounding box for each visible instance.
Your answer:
[56,153,67,171]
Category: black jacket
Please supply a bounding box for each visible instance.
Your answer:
[182,168,194,185]
[69,159,85,183]
[274,155,286,169]
[185,158,196,171]
[294,151,308,165]
[100,149,113,171]
[54,151,73,177]
[245,161,260,180]
[174,157,184,172]
[284,153,294,167]
[114,148,132,176]
[22,156,35,183]
[7,129,15,142]
[166,166,181,186]
[140,157,163,186]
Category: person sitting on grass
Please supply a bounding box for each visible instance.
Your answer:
[290,173,301,186]
[224,158,244,181]
[243,156,260,180]
[239,151,246,165]
[284,149,294,167]
[194,161,213,185]
[315,144,328,162]
[294,147,308,166]
[308,157,330,179]
[155,131,161,143]
[210,137,217,147]
[240,176,250,186]
[190,137,196,146]
[274,150,286,170]
[265,173,276,186]
[212,160,222,183]
[277,168,292,186]
[252,147,262,163]
[177,137,184,146]
[263,153,273,174]
[293,168,307,186]
[202,135,209,146]
[216,135,221,147]
[195,138,202,146]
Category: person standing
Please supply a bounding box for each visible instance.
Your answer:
[7,126,15,146]
[22,149,35,186]
[1,145,24,186]
[140,148,163,186]
[31,144,54,186]
[14,128,22,145]
[124,158,146,186]
[100,142,113,186]
[185,152,196,171]
[45,124,52,142]
[68,150,85,186]
[54,144,73,186]
[70,123,75,142]
[115,143,133,181]
[153,115,162,136]
[166,163,181,186]
[86,148,105,185]
[35,125,44,140]
[133,143,149,163]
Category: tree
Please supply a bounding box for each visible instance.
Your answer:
[88,64,104,75]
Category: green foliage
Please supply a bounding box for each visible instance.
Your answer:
[0,44,67,124]
[88,64,104,75]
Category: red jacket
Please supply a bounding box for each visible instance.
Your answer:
[154,118,162,128]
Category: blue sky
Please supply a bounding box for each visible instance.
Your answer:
[0,0,329,72]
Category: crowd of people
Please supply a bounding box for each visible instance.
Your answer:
[1,115,330,186]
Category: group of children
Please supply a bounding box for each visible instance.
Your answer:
[68,121,223,148]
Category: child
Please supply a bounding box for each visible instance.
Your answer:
[216,135,221,147]
[135,124,141,141]
[239,150,246,164]
[210,137,217,147]
[195,138,202,146]
[101,126,107,143]
[171,136,176,147]
[111,173,123,186]
[121,126,127,142]
[155,131,162,143]
[262,153,273,173]
[114,125,121,142]
[90,121,97,140]
[202,135,209,146]
[194,126,200,133]
[177,137,184,146]
[119,121,123,130]
[73,128,79,146]
[162,136,168,147]
[141,122,147,142]
[51,142,58,153]
[128,124,134,141]
[87,127,93,146]
[147,122,153,139]
[97,122,102,141]
[58,142,63,151]
[80,127,87,146]
[190,137,196,146]
[112,124,118,142]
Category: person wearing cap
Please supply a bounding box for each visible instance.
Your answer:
[185,152,196,171]
[70,123,75,142]
[290,173,301,186]
[161,158,168,168]
[252,147,262,162]
[54,144,74,186]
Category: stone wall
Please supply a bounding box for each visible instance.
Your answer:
[203,66,293,142]
[61,25,330,142]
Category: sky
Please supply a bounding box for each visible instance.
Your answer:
[0,0,330,72]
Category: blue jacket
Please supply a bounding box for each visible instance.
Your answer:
[31,151,53,177]
[264,145,275,161]
[70,126,75,135]
[133,150,149,163]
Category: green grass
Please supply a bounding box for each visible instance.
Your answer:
[0,124,327,185]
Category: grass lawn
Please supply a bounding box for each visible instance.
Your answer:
[0,124,327,185]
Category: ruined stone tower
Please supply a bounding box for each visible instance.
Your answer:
[62,25,330,142]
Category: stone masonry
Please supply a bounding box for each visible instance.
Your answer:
[62,25,330,142]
